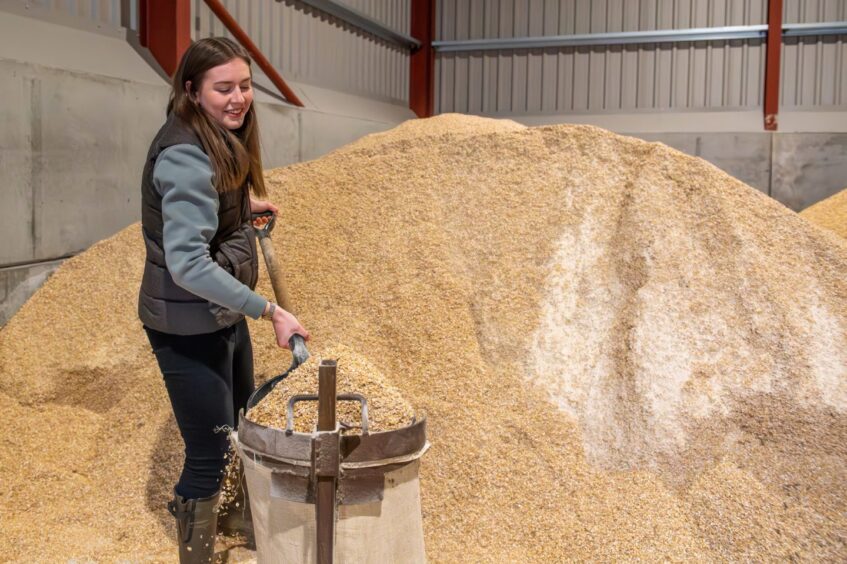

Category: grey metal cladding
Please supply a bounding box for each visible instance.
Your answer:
[782,0,847,108]
[436,0,773,114]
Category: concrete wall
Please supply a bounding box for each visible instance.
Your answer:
[514,110,847,214]
[0,10,414,326]
[633,131,847,211]
[771,134,847,210]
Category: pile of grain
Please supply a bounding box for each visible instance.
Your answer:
[1,113,845,562]
[247,345,415,434]
[801,187,847,238]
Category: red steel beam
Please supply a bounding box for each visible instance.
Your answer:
[763,0,783,131]
[410,0,435,118]
[202,0,304,107]
[138,0,191,78]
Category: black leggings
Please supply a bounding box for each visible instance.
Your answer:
[145,320,254,499]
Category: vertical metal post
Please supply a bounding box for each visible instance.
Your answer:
[764,0,783,131]
[138,0,191,78]
[410,0,436,117]
[316,360,338,564]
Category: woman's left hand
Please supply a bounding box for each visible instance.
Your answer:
[250,198,279,214]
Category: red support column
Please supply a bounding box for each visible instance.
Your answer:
[139,0,191,79]
[410,0,435,118]
[763,0,783,131]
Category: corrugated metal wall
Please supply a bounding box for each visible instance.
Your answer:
[19,0,847,112]
[193,0,410,104]
[436,0,771,115]
[341,0,408,30]
[782,0,847,107]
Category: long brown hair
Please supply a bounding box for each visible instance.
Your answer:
[167,37,267,197]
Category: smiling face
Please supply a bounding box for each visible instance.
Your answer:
[188,57,253,130]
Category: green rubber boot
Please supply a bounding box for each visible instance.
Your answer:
[168,489,220,563]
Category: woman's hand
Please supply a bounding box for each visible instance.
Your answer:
[250,197,278,214]
[270,305,310,349]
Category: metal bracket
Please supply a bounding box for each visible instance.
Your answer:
[313,430,341,478]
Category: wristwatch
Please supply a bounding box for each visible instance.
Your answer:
[262,302,277,321]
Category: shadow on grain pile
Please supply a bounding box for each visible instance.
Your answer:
[0,113,845,562]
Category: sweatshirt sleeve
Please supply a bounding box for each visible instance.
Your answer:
[153,144,267,320]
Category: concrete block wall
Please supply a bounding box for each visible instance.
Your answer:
[636,132,847,211]
[1,59,166,266]
[517,111,847,213]
[772,134,847,210]
[0,58,168,326]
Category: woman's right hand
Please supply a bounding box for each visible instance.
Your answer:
[271,306,310,349]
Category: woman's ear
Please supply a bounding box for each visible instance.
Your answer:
[185,80,195,102]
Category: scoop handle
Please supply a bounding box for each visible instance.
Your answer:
[258,237,292,312]
[289,334,310,368]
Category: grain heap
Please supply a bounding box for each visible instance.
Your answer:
[1,113,846,562]
[801,187,847,238]
[247,345,416,434]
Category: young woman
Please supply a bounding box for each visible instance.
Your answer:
[138,37,309,561]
